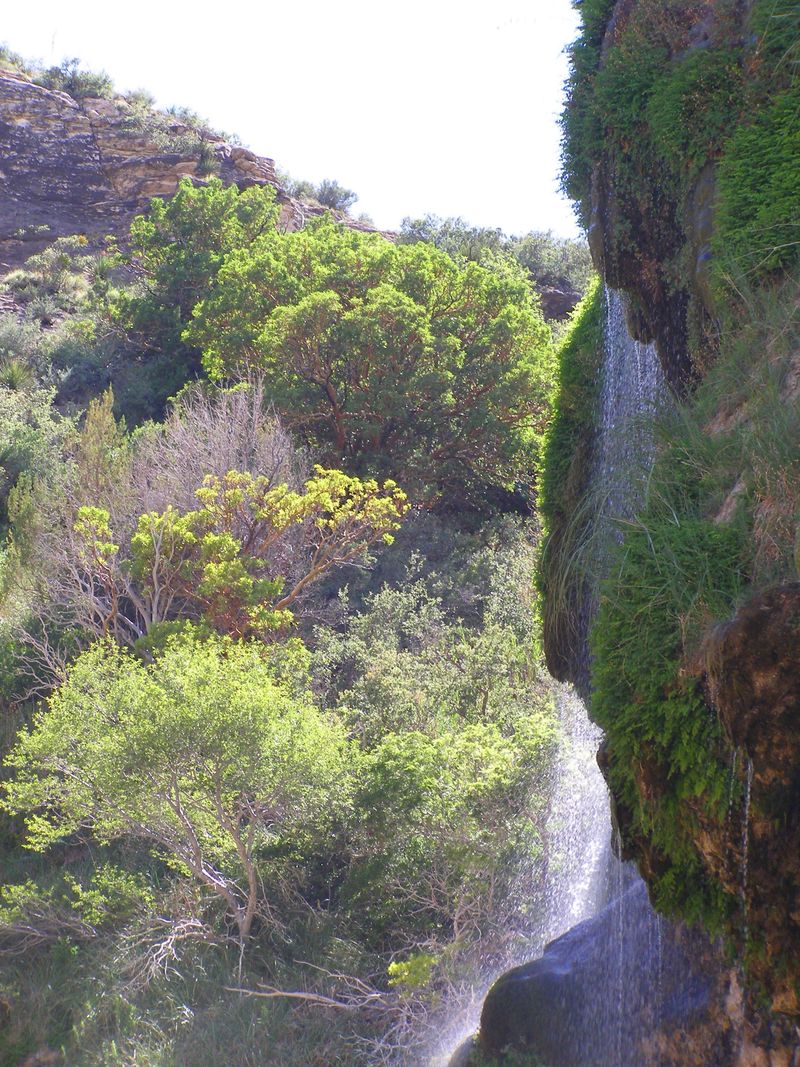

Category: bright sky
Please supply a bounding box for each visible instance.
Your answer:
[3,0,583,239]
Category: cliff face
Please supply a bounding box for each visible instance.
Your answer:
[568,0,800,1016]
[0,72,361,272]
[498,0,800,1061]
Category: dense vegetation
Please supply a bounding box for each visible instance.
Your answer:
[561,0,799,365]
[399,215,593,297]
[0,143,571,1062]
[548,0,800,954]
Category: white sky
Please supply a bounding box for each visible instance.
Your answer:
[3,0,583,239]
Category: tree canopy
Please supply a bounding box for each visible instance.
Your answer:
[177,200,553,500]
[3,633,351,943]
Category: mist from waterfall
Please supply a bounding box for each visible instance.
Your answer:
[437,289,672,1065]
[550,287,670,1066]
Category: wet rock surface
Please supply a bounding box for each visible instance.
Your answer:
[693,584,800,1015]
[470,881,798,1067]
[479,882,709,1066]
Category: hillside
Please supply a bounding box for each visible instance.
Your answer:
[0,66,385,276]
[0,47,590,1067]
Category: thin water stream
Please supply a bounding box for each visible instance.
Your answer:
[440,290,672,1065]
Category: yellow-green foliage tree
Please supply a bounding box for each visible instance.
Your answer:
[68,466,408,646]
[3,633,352,944]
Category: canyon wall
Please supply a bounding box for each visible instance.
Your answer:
[479,0,800,1061]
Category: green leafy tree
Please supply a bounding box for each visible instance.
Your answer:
[2,633,352,944]
[315,178,358,213]
[348,720,550,946]
[0,384,74,535]
[187,214,553,499]
[59,466,407,646]
[97,179,282,421]
[399,215,593,293]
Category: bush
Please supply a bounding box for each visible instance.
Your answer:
[315,177,358,213]
[0,43,30,77]
[35,57,114,99]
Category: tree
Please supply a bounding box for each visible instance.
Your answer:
[7,382,406,687]
[32,465,407,652]
[347,720,551,948]
[97,179,282,421]
[0,384,74,535]
[186,213,554,500]
[315,178,358,213]
[399,214,594,293]
[2,634,352,945]
[124,179,279,328]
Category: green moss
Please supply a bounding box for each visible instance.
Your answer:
[591,496,748,925]
[715,88,800,273]
[537,278,603,674]
[538,276,604,530]
[562,0,799,288]
[587,268,799,929]
[560,0,618,219]
[646,48,742,179]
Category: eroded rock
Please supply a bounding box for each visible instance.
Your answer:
[0,73,383,272]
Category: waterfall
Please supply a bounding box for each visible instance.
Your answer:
[564,287,669,1066]
[432,684,614,1065]
[741,758,753,948]
[445,288,674,1067]
[572,287,667,694]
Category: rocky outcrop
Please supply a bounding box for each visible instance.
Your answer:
[0,72,376,272]
[690,584,800,1015]
[539,286,581,321]
[454,881,798,1067]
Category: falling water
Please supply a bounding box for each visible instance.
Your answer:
[571,289,668,696]
[442,290,674,1066]
[741,758,754,948]
[583,290,669,1066]
[594,288,666,549]
[727,748,740,828]
[540,684,611,938]
[432,684,613,1064]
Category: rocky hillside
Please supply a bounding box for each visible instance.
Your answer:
[0,70,375,273]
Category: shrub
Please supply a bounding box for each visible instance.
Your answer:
[3,633,353,944]
[315,177,358,213]
[35,57,114,99]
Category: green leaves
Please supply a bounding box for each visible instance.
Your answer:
[2,633,351,937]
[181,210,552,501]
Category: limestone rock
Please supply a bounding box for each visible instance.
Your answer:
[0,73,385,273]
